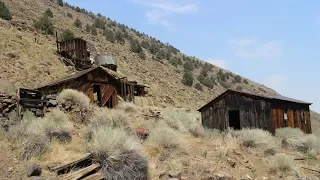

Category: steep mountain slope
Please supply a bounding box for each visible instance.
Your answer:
[0,0,314,113]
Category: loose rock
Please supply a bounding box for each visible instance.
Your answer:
[27,164,41,177]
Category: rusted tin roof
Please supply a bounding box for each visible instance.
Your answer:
[198,89,312,112]
[35,65,147,89]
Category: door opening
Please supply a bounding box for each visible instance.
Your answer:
[229,110,240,130]
[93,85,102,106]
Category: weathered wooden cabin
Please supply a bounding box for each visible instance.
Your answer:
[198,89,312,134]
[56,33,91,70]
[35,66,147,108]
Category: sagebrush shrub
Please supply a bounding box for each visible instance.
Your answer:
[57,89,90,108]
[87,126,148,179]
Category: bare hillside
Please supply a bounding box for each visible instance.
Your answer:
[0,0,280,110]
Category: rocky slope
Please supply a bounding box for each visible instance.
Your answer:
[0,0,281,111]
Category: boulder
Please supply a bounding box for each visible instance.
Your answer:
[27,164,41,177]
[168,170,181,179]
[48,99,57,106]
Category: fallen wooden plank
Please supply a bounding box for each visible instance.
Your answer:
[301,167,320,174]
[49,153,92,173]
[64,163,100,180]
[81,172,104,180]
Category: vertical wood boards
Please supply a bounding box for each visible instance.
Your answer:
[200,91,311,134]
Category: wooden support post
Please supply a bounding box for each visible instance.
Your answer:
[124,84,127,102]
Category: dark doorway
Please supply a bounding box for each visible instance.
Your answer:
[93,85,102,106]
[229,110,240,130]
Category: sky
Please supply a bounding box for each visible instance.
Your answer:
[65,0,320,112]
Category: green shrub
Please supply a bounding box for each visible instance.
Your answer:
[155,49,166,60]
[115,31,125,44]
[150,42,160,55]
[57,0,63,6]
[73,18,82,28]
[130,39,142,53]
[198,75,214,89]
[169,56,182,67]
[140,40,150,50]
[234,75,242,83]
[60,29,75,41]
[44,8,53,18]
[182,72,194,87]
[57,89,90,109]
[91,25,97,36]
[94,18,106,30]
[138,51,146,60]
[243,79,249,84]
[195,82,203,91]
[104,30,115,43]
[33,15,54,35]
[0,1,12,20]
[217,69,226,82]
[75,6,81,12]
[85,24,90,32]
[183,61,195,71]
[67,12,73,19]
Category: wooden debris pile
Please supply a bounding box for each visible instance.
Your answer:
[0,93,17,130]
[143,109,162,118]
[47,153,104,180]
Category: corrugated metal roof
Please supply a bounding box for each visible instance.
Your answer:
[198,89,312,112]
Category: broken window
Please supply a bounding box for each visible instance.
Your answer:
[301,112,306,124]
[284,110,288,127]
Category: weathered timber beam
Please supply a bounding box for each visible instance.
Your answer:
[64,163,100,180]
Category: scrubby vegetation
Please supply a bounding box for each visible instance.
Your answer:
[7,109,72,159]
[87,126,148,179]
[0,1,12,20]
[44,8,53,18]
[0,80,16,95]
[73,18,82,28]
[33,14,54,35]
[182,72,194,87]
[57,89,90,108]
[60,29,75,41]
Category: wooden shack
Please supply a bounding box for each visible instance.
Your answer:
[198,89,312,134]
[35,66,147,108]
[56,33,91,69]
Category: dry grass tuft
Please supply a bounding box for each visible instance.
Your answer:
[87,108,131,140]
[276,127,305,139]
[146,122,184,152]
[117,101,138,113]
[271,154,294,173]
[277,128,320,154]
[7,109,72,159]
[0,80,16,95]
[229,128,278,152]
[57,89,90,108]
[87,126,148,179]
[162,108,204,137]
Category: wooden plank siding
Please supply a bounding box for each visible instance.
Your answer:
[200,91,312,134]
